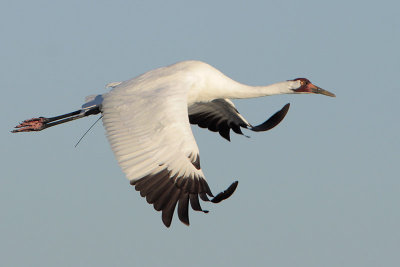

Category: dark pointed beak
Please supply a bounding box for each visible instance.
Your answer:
[311,85,336,97]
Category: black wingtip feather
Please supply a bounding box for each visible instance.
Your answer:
[250,103,290,132]
[231,124,243,135]
[153,183,176,211]
[178,193,190,225]
[199,192,210,201]
[189,194,208,213]
[189,193,202,211]
[219,126,231,141]
[130,169,237,227]
[211,181,239,203]
[161,190,181,227]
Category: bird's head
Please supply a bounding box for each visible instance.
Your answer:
[291,78,336,97]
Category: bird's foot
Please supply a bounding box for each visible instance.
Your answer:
[11,117,48,133]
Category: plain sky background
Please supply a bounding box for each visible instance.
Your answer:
[1,0,399,266]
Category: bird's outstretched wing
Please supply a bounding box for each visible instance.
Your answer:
[101,81,236,227]
[188,99,290,141]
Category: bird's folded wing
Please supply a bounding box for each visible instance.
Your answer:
[101,82,219,227]
[188,99,290,141]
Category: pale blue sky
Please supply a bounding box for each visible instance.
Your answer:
[1,1,399,266]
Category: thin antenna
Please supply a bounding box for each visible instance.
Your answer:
[75,115,103,147]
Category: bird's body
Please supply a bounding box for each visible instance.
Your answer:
[12,60,335,227]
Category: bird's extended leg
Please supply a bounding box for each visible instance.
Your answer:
[12,106,100,133]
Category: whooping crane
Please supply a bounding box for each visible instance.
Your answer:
[12,61,335,227]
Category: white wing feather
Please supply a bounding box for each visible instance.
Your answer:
[101,74,217,226]
[102,80,201,181]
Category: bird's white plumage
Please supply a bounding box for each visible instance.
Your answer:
[102,80,202,182]
[99,61,306,226]
[13,60,334,227]
[101,62,223,226]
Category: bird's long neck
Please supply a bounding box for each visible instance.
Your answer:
[187,63,301,104]
[188,63,300,102]
[220,80,295,100]
[200,69,298,101]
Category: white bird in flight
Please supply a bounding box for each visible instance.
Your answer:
[12,60,335,227]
